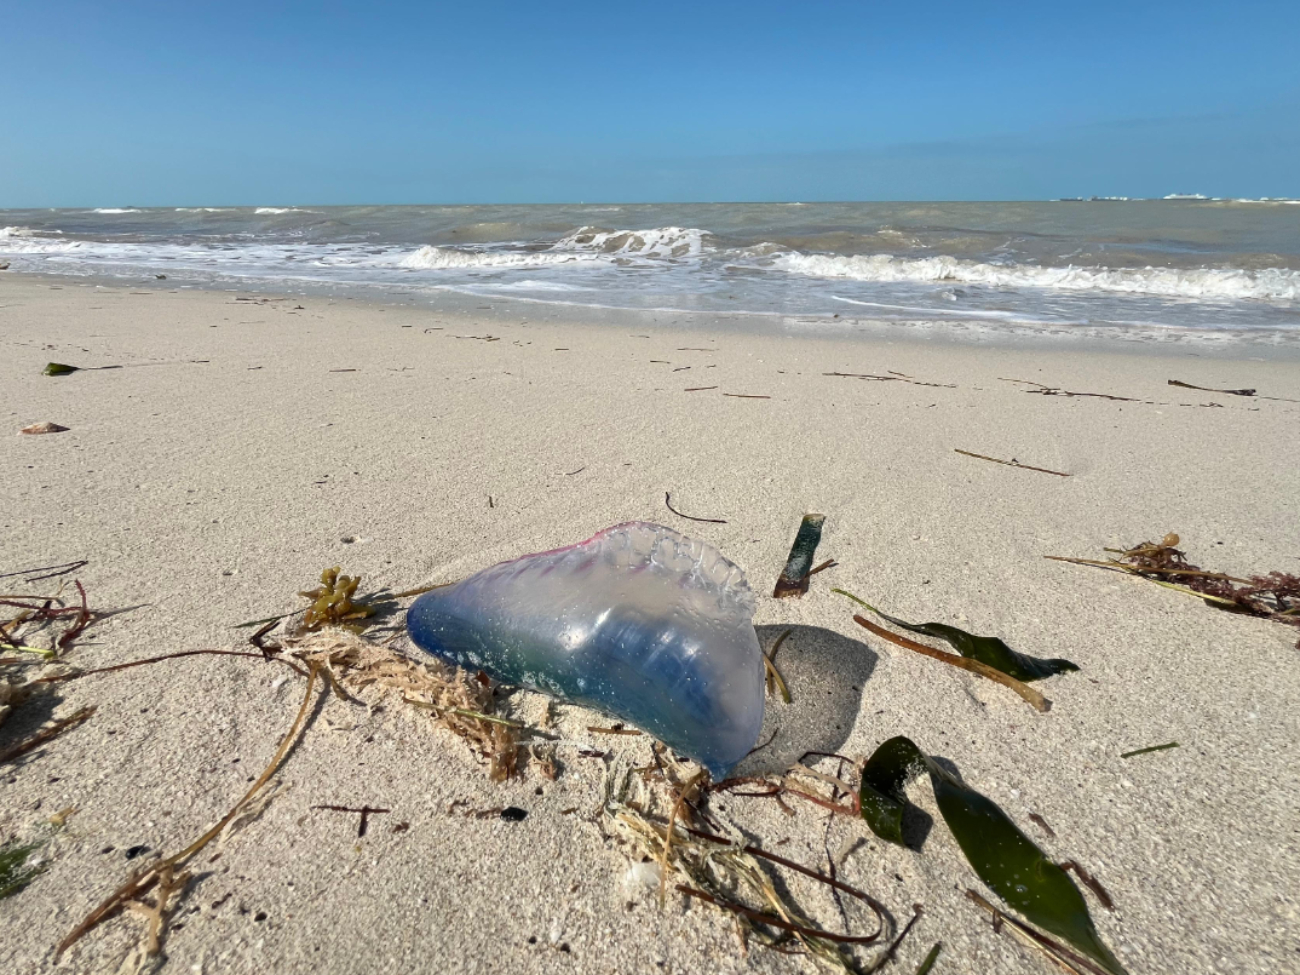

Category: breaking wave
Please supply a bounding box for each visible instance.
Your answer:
[90,208,141,214]
[777,252,1300,302]
[400,247,591,270]
[401,226,709,271]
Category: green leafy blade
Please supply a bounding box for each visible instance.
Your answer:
[913,942,943,975]
[858,735,927,845]
[858,736,1127,975]
[0,839,47,899]
[773,514,825,598]
[833,590,1078,682]
[42,362,79,376]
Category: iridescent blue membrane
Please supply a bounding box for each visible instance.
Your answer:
[406,522,765,779]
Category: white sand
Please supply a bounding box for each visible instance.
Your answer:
[2,275,1299,974]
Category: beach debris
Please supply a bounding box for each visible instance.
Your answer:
[1119,741,1179,759]
[913,942,943,975]
[834,590,1078,682]
[683,385,719,392]
[603,759,890,971]
[834,591,1055,711]
[312,804,390,837]
[1,579,93,656]
[0,838,49,899]
[859,736,1127,975]
[774,514,826,598]
[723,392,771,399]
[19,422,70,435]
[823,370,956,389]
[293,629,524,781]
[407,523,764,779]
[954,448,1071,477]
[1000,378,1141,403]
[1167,379,1254,396]
[0,705,96,764]
[42,362,79,376]
[0,810,73,899]
[500,806,528,822]
[763,629,792,702]
[0,560,88,584]
[56,659,324,961]
[663,492,727,524]
[0,262,9,271]
[297,566,376,632]
[1048,533,1300,647]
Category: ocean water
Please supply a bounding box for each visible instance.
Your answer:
[3,201,1298,343]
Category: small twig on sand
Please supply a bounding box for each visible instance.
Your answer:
[0,560,89,583]
[1000,378,1141,402]
[1167,379,1254,397]
[312,804,391,837]
[955,449,1071,478]
[664,492,727,524]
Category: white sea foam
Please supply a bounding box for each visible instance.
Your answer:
[400,246,591,270]
[254,207,313,214]
[777,252,1300,302]
[401,226,709,271]
[91,208,141,214]
[550,226,707,259]
[0,227,82,253]
[175,207,232,212]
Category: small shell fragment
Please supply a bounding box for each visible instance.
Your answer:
[20,422,70,435]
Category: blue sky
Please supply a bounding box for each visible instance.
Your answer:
[3,0,1298,204]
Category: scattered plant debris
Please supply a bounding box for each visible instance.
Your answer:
[0,560,88,584]
[664,492,727,524]
[954,449,1071,477]
[56,660,325,961]
[312,804,390,837]
[1167,379,1254,396]
[0,838,49,898]
[42,363,80,376]
[293,629,526,781]
[1048,533,1300,647]
[834,590,1078,682]
[834,591,1051,711]
[683,385,720,392]
[1119,742,1179,759]
[913,941,943,975]
[603,758,891,972]
[500,806,528,822]
[858,736,1126,975]
[763,629,792,703]
[1000,378,1140,403]
[1,579,93,656]
[823,371,955,389]
[774,514,826,599]
[0,705,96,764]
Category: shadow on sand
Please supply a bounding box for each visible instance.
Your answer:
[733,624,877,779]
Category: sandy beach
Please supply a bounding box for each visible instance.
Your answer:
[3,274,1298,975]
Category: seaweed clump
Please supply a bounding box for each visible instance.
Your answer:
[297,567,375,632]
[1116,535,1300,646]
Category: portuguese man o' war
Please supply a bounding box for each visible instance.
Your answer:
[406,522,765,779]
